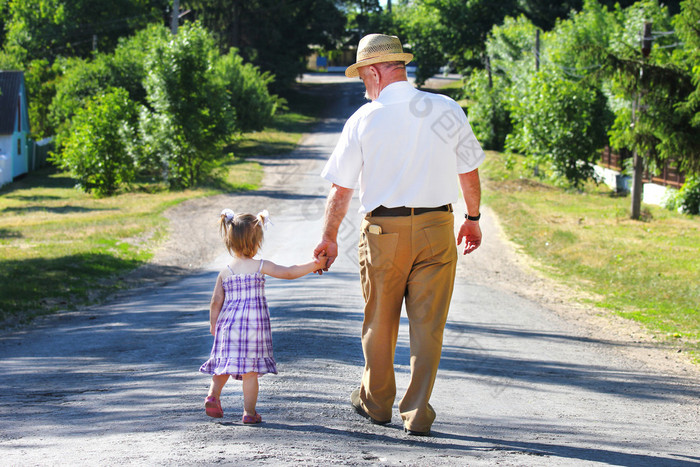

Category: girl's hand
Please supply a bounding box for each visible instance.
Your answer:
[210,324,216,336]
[315,252,328,270]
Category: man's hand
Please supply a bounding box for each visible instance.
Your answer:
[457,220,482,255]
[313,238,338,274]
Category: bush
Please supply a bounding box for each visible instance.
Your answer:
[52,88,137,196]
[138,22,235,188]
[49,26,166,139]
[506,69,611,189]
[665,175,700,215]
[50,56,113,137]
[215,49,278,132]
[464,69,511,151]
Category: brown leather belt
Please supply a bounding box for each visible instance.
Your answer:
[368,204,453,217]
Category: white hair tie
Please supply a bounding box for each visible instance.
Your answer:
[221,208,235,223]
[257,209,272,230]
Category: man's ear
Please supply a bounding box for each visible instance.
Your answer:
[369,65,380,83]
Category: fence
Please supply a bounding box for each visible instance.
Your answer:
[599,146,686,189]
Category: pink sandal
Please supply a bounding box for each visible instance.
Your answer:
[242,412,262,424]
[205,396,223,418]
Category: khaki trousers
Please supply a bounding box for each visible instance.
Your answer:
[357,211,457,432]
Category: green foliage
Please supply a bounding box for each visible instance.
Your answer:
[2,0,168,64]
[24,59,58,139]
[486,14,539,86]
[462,0,698,191]
[109,24,170,106]
[394,2,449,85]
[139,22,235,189]
[50,56,114,138]
[464,70,511,150]
[52,88,137,196]
[545,0,616,72]
[47,24,168,142]
[605,0,700,177]
[215,48,278,132]
[672,0,700,127]
[183,0,345,89]
[506,69,611,188]
[22,21,277,195]
[665,176,700,215]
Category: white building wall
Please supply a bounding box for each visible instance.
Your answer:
[0,134,13,186]
[595,164,672,207]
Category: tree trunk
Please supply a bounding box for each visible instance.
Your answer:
[630,148,643,220]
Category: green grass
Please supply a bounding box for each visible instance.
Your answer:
[0,85,324,325]
[481,151,700,361]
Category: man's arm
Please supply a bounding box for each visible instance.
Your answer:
[314,183,354,271]
[457,169,482,255]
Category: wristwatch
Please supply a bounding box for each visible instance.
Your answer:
[465,213,481,221]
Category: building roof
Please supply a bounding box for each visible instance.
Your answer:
[0,71,24,135]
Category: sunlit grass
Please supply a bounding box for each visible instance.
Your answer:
[481,151,700,361]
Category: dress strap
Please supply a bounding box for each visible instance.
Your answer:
[227,265,234,274]
[257,259,264,274]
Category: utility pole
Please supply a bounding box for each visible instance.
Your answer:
[630,22,653,220]
[171,0,180,35]
[387,0,392,14]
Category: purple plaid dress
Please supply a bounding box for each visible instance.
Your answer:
[199,260,277,380]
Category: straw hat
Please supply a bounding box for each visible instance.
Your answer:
[345,34,413,78]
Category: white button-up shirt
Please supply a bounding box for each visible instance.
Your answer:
[322,81,485,214]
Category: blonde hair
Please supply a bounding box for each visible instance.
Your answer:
[219,211,267,257]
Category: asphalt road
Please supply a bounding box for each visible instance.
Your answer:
[0,74,698,466]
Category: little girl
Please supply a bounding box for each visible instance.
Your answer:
[199,208,326,424]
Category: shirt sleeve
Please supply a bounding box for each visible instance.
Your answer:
[321,111,363,189]
[455,106,486,174]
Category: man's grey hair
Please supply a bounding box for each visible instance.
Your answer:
[376,61,407,71]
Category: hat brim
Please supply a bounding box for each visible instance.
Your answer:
[345,53,414,78]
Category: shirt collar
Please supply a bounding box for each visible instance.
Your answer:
[375,81,415,104]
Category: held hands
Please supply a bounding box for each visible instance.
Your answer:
[457,219,482,255]
[314,251,328,271]
[313,238,338,274]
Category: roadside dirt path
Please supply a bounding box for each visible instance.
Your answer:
[0,75,697,466]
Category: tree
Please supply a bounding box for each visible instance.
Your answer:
[52,88,137,196]
[2,0,168,65]
[0,0,8,49]
[24,59,59,139]
[464,70,511,151]
[673,0,700,128]
[602,0,699,218]
[183,0,346,89]
[397,0,520,84]
[139,22,235,188]
[506,69,611,189]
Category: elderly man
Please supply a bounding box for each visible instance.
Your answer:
[314,33,485,436]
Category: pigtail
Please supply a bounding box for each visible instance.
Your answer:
[220,208,235,238]
[256,209,271,231]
